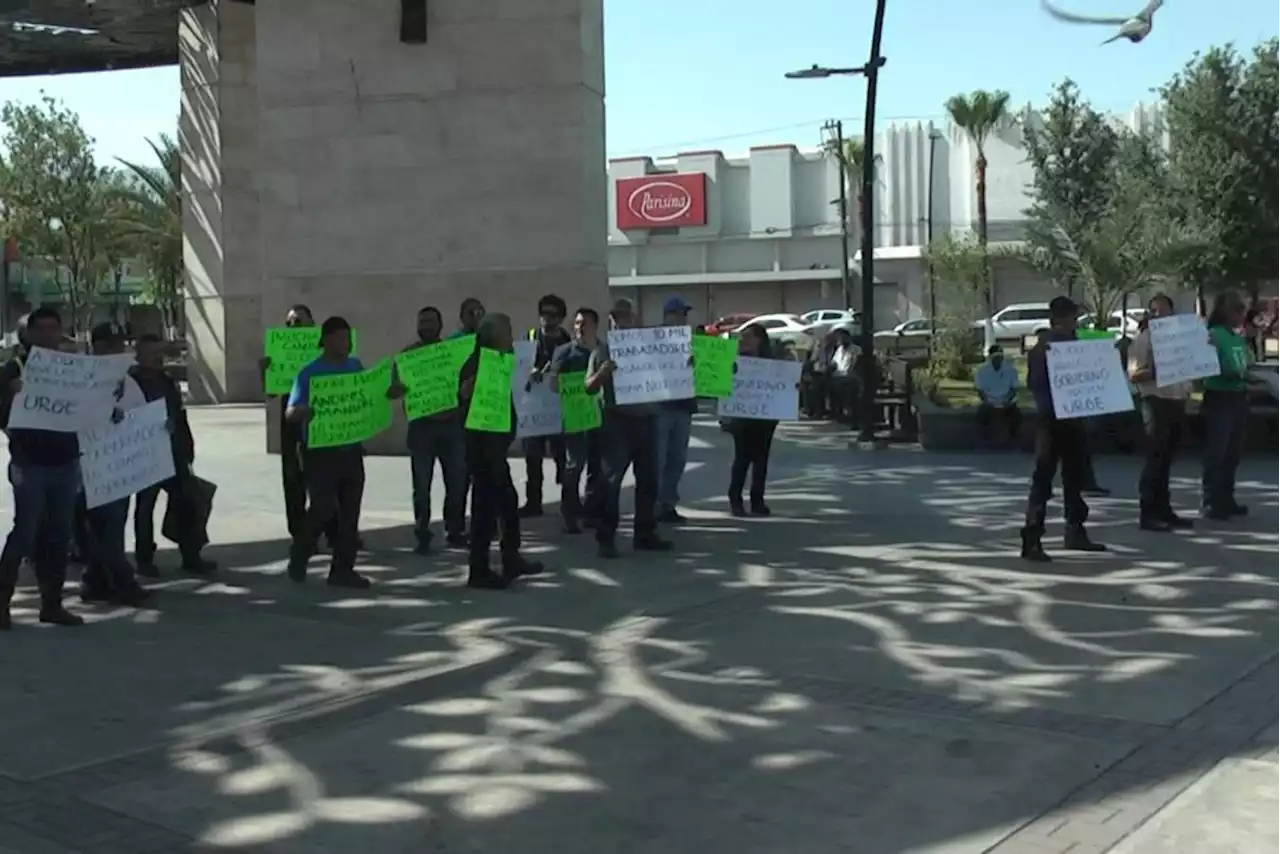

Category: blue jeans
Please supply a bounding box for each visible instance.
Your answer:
[82,498,138,593]
[407,417,468,544]
[653,409,693,513]
[0,460,81,606]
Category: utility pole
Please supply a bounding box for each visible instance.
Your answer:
[824,119,853,311]
[856,0,888,444]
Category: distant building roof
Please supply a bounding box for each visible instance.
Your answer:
[0,0,209,77]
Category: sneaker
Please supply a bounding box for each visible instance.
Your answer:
[466,570,511,590]
[749,502,772,517]
[113,586,154,607]
[518,504,543,518]
[634,535,673,552]
[286,559,308,583]
[1064,528,1107,552]
[1201,505,1234,521]
[1020,542,1052,563]
[326,571,372,590]
[38,605,85,627]
[658,507,685,524]
[181,557,217,575]
[728,499,747,518]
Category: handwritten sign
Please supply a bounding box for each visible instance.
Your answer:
[79,400,175,509]
[395,335,474,420]
[718,357,801,421]
[513,339,562,438]
[1149,315,1220,387]
[692,335,737,398]
[558,372,601,433]
[607,326,694,405]
[308,359,392,449]
[8,347,135,433]
[1047,339,1134,420]
[465,349,515,433]
[264,327,359,396]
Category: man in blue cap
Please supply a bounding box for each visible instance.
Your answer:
[653,296,697,523]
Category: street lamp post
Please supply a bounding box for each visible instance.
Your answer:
[784,0,888,444]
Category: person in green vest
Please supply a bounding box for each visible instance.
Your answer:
[1200,290,1255,520]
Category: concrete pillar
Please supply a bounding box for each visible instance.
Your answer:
[180,0,261,404]
[253,0,609,453]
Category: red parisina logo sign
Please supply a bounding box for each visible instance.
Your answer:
[615,172,708,230]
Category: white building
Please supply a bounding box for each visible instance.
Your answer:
[607,102,1168,328]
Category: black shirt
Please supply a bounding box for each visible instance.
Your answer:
[527,327,572,370]
[131,366,196,465]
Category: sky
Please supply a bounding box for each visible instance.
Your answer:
[2,0,1276,167]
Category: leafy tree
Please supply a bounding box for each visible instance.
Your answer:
[921,232,991,381]
[112,133,182,335]
[824,136,882,212]
[1160,40,1279,301]
[0,96,101,334]
[945,89,1012,347]
[89,168,138,322]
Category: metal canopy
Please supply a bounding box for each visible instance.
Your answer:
[0,0,212,77]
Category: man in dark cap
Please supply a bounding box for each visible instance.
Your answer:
[1021,295,1107,562]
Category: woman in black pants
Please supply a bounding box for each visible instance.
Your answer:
[727,323,779,517]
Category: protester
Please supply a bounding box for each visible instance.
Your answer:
[453,298,486,339]
[586,299,673,558]
[519,294,570,517]
[260,305,344,550]
[285,316,391,588]
[0,307,88,628]
[459,313,543,588]
[726,323,780,517]
[974,344,1021,447]
[1127,294,1194,531]
[1021,295,1106,562]
[654,297,696,523]
[402,306,469,554]
[1200,290,1254,520]
[79,323,153,605]
[131,333,217,575]
[547,307,604,534]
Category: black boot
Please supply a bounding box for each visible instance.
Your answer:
[466,566,510,590]
[502,552,545,579]
[1063,525,1107,552]
[728,495,747,517]
[38,602,84,627]
[749,499,772,517]
[1020,528,1051,563]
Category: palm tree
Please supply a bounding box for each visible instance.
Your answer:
[825,137,883,220]
[112,133,181,335]
[945,89,1011,348]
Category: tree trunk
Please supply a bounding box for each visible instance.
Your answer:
[975,153,995,350]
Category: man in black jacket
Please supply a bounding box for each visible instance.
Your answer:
[0,307,87,629]
[131,334,216,576]
[519,293,571,517]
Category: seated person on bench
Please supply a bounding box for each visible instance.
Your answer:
[974,345,1020,445]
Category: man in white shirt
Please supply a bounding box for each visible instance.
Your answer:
[828,330,859,423]
[974,345,1021,447]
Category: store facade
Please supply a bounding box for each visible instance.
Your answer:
[607,104,1166,329]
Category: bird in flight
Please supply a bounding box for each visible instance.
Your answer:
[1040,0,1165,45]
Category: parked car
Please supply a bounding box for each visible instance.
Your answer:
[974,303,1053,341]
[703,313,756,337]
[724,313,811,340]
[873,317,933,355]
[801,308,860,326]
[1077,309,1145,337]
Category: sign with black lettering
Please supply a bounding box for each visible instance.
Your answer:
[79,400,175,509]
[1046,339,1134,420]
[717,356,802,421]
[8,347,136,433]
[607,325,694,405]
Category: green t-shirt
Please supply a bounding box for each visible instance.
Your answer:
[1202,325,1251,392]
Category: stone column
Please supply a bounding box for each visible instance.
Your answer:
[254,0,608,453]
[180,0,261,404]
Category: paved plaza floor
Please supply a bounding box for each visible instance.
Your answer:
[1,407,1276,854]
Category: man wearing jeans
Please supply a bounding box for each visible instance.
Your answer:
[653,297,696,523]
[548,307,604,534]
[0,307,87,629]
[402,306,468,554]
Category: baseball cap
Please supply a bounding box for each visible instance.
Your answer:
[663,296,692,314]
[1048,296,1078,318]
[90,322,126,345]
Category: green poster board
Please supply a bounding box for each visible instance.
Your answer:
[395,335,475,420]
[692,335,737,398]
[263,327,359,396]
[464,348,515,433]
[558,371,601,433]
[307,358,392,449]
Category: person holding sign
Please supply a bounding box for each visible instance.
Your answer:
[1127,294,1194,531]
[654,297,698,523]
[1200,291,1257,520]
[586,299,673,559]
[0,307,88,629]
[1021,296,1107,562]
[285,316,400,588]
[518,293,571,518]
[459,313,544,588]
[723,323,785,517]
[547,307,605,534]
[399,306,470,554]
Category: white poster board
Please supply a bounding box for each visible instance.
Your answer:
[607,326,694,405]
[512,339,562,439]
[1047,339,1135,420]
[717,357,802,421]
[1149,315,1220,387]
[8,347,136,433]
[79,399,175,509]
